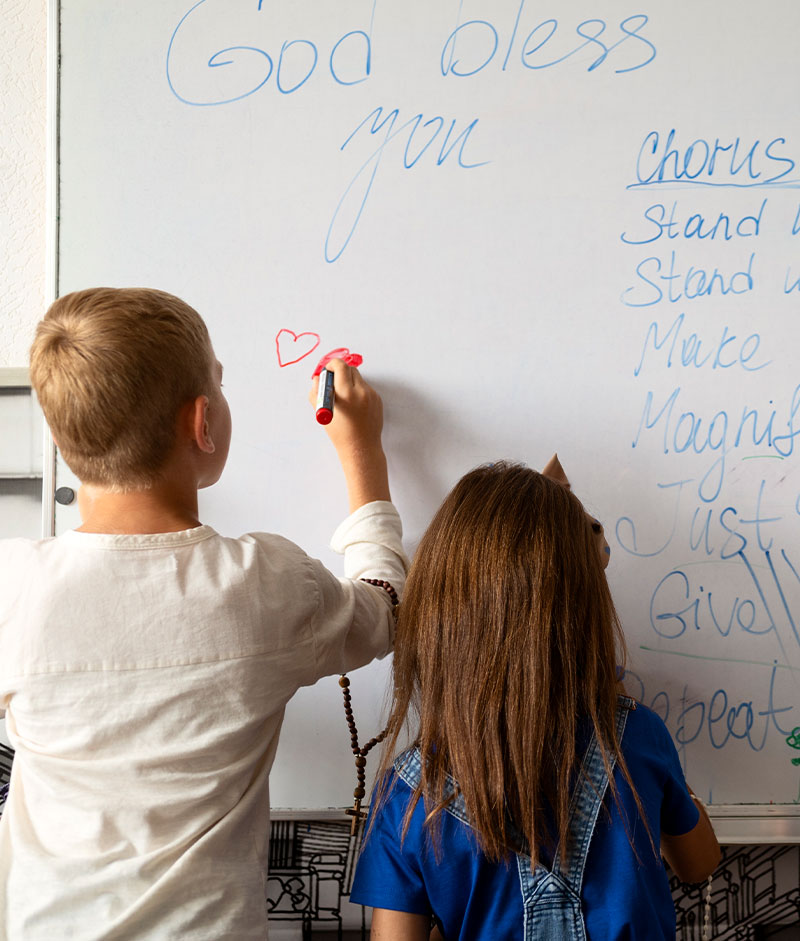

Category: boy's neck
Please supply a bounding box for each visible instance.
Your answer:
[76,483,202,535]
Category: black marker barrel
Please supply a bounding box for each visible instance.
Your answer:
[315,367,335,425]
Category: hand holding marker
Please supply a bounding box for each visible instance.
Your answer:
[312,349,363,425]
[308,348,389,513]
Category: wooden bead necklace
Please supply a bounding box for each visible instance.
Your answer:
[342,578,398,835]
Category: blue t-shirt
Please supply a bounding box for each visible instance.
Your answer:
[351,704,698,940]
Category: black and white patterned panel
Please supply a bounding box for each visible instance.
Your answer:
[1,763,797,939]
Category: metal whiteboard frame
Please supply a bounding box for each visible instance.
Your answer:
[706,805,800,845]
[267,804,800,844]
[46,0,800,840]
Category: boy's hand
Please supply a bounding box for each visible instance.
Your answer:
[309,359,390,512]
[309,359,383,453]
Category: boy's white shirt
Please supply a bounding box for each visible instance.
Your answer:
[0,500,406,940]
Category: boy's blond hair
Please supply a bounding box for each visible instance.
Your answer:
[30,287,214,490]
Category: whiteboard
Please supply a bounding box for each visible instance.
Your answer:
[55,0,800,832]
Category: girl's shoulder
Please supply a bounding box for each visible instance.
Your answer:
[618,700,685,777]
[375,748,423,812]
[393,745,421,779]
[623,699,672,738]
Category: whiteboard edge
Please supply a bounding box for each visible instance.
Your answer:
[271,804,800,843]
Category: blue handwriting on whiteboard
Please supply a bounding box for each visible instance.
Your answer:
[630,385,800,500]
[325,106,488,262]
[621,251,755,307]
[621,199,766,244]
[648,549,800,654]
[440,9,656,76]
[166,0,373,106]
[624,665,794,754]
[629,130,800,189]
[617,478,783,559]
[633,313,770,377]
[785,268,800,294]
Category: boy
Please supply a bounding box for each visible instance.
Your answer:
[0,287,407,939]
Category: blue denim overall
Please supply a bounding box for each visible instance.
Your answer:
[395,697,635,940]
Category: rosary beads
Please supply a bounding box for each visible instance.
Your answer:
[341,578,398,836]
[340,674,388,835]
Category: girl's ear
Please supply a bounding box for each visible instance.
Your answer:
[542,452,570,489]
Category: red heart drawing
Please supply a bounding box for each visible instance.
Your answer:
[275,329,321,367]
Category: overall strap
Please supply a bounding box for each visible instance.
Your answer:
[394,695,636,851]
[514,697,635,940]
[394,748,471,825]
[550,697,635,890]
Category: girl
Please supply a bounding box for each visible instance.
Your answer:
[350,460,719,940]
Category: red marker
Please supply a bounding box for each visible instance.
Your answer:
[315,368,335,425]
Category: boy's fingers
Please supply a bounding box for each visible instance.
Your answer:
[309,357,377,423]
[324,357,356,389]
[309,359,357,405]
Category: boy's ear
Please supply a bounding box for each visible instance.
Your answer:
[188,395,216,454]
[542,452,570,489]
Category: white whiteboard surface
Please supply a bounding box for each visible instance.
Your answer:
[55,1,800,825]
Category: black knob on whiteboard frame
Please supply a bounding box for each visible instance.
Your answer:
[55,487,76,506]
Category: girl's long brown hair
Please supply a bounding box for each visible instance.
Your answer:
[373,462,646,868]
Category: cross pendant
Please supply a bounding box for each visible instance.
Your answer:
[346,799,366,836]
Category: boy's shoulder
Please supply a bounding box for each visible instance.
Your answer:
[219,529,321,574]
[0,537,56,617]
[0,528,312,581]
[0,535,55,564]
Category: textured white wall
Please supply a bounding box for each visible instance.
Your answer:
[0,2,46,745]
[0,1,47,366]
